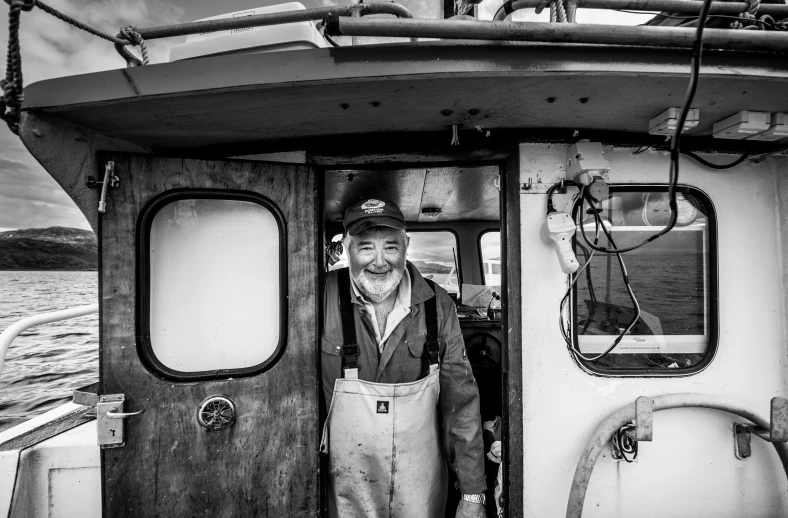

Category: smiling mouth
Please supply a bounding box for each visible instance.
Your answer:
[366,270,390,277]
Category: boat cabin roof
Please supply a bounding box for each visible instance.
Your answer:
[20,42,788,159]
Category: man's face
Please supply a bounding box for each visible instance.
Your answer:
[346,226,408,303]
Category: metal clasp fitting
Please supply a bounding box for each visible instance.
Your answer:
[734,397,788,460]
[86,161,120,213]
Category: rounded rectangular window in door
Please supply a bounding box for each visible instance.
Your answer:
[138,190,287,381]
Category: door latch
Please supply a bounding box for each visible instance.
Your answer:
[86,161,120,214]
[96,393,144,449]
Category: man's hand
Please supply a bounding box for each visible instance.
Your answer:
[455,500,486,518]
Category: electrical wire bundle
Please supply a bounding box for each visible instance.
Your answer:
[554,182,642,362]
[614,422,639,463]
[550,0,716,363]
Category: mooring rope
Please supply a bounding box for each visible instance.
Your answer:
[1,0,148,134]
[730,0,760,29]
[536,0,568,23]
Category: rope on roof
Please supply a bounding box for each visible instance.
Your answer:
[1,0,147,135]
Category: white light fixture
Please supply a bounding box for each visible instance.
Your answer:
[712,111,771,140]
[648,107,700,136]
[748,113,788,141]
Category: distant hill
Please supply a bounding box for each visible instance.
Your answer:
[0,227,97,271]
[411,260,452,274]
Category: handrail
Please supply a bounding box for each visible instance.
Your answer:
[566,393,788,518]
[493,0,788,21]
[0,304,98,379]
[114,2,415,66]
[325,17,788,52]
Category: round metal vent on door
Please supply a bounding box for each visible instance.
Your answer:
[197,395,236,431]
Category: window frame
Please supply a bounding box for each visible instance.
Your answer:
[478,228,502,286]
[570,184,719,377]
[136,188,289,382]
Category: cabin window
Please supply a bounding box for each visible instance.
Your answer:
[139,192,286,381]
[571,186,717,376]
[480,231,502,288]
[329,230,461,295]
[406,231,461,295]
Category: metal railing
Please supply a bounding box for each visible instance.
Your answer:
[110,0,788,66]
[0,304,98,380]
[324,16,788,51]
[493,0,788,21]
[114,2,416,65]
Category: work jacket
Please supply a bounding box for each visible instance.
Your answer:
[321,262,486,494]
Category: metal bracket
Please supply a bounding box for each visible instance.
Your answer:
[85,163,120,189]
[96,393,144,449]
[734,423,754,459]
[72,382,99,408]
[635,396,654,442]
[86,161,120,213]
[734,397,788,460]
[520,175,555,194]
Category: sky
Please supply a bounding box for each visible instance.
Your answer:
[0,0,651,232]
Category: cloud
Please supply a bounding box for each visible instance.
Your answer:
[0,0,186,231]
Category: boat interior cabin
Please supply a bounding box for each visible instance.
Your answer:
[324,165,505,515]
[0,1,788,517]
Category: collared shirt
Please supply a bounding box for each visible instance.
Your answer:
[321,262,486,495]
[349,266,412,351]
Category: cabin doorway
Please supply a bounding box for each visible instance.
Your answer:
[321,163,511,517]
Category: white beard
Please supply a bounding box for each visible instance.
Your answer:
[353,267,404,303]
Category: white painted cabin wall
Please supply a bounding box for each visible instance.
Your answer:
[518,143,788,518]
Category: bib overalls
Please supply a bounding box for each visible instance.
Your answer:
[320,269,447,518]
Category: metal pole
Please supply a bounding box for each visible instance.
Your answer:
[494,0,788,21]
[138,3,413,39]
[325,17,788,52]
[0,304,98,380]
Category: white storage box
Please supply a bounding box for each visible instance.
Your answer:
[168,3,329,62]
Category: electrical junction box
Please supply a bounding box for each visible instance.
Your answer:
[648,107,700,136]
[168,3,329,62]
[566,141,610,185]
[712,110,771,140]
[748,113,788,141]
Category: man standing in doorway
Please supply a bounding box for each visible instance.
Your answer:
[320,198,486,518]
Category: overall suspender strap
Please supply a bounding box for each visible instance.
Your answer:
[421,279,440,377]
[337,268,359,377]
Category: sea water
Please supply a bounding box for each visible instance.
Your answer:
[0,271,98,433]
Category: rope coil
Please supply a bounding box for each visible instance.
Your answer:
[731,0,760,29]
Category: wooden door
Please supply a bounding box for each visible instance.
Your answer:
[99,154,320,517]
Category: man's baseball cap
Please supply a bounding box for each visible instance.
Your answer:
[343,198,406,236]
